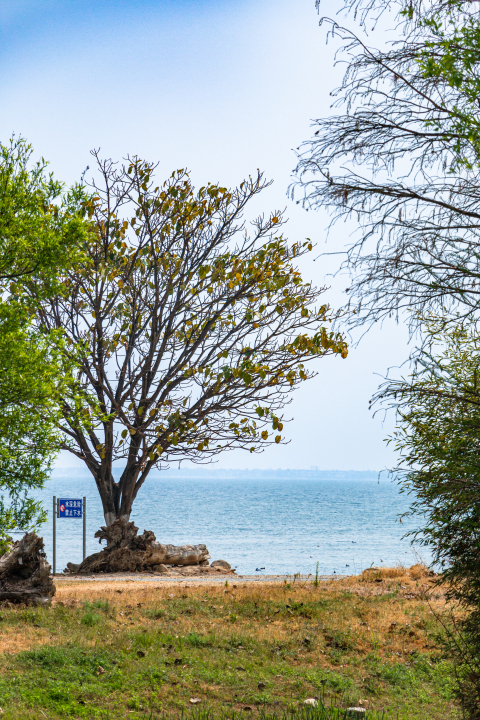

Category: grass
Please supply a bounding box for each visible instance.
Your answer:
[0,565,459,719]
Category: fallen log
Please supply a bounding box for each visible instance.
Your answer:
[146,542,210,567]
[75,518,210,574]
[0,533,55,605]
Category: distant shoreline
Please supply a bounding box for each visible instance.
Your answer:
[52,468,383,481]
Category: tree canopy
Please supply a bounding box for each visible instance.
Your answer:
[35,154,348,525]
[294,0,480,333]
[302,4,480,711]
[382,320,480,715]
[0,137,86,539]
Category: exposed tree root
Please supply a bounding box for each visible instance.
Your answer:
[76,518,213,574]
[0,533,55,605]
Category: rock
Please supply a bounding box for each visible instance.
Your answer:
[211,560,231,570]
[190,698,201,705]
[303,699,318,707]
[346,709,367,718]
[179,566,198,575]
[67,562,80,573]
[152,564,169,574]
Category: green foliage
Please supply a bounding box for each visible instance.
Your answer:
[388,321,480,589]
[0,307,65,539]
[293,3,480,714]
[0,136,85,289]
[418,3,480,170]
[0,137,88,541]
[80,599,114,626]
[384,319,480,716]
[80,610,103,626]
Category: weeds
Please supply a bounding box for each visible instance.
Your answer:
[0,568,458,719]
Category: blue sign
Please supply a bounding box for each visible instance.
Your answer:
[58,498,83,518]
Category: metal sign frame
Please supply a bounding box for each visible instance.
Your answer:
[52,496,86,576]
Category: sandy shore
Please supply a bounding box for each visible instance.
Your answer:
[53,572,336,590]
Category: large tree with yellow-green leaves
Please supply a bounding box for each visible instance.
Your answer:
[37,153,348,526]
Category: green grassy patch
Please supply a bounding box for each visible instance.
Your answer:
[0,577,459,719]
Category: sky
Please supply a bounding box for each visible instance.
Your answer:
[0,0,410,471]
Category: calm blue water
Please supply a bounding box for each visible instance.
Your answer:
[28,475,428,576]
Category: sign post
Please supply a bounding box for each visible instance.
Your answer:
[53,496,57,576]
[52,497,86,576]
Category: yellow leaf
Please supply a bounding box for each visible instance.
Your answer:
[275,435,281,444]
[272,216,279,224]
[261,431,268,440]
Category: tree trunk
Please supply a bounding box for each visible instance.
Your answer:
[75,518,210,574]
[93,465,137,526]
[0,533,55,605]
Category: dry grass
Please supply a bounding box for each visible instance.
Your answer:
[0,625,54,654]
[0,566,458,719]
[48,567,447,666]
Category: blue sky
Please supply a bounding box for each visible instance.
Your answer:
[0,0,408,470]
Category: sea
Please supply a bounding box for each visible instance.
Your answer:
[27,469,430,576]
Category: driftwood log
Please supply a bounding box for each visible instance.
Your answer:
[147,542,210,566]
[0,533,55,605]
[75,518,210,574]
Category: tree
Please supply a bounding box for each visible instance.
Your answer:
[0,136,83,284]
[382,320,480,716]
[35,154,348,527]
[0,137,86,540]
[293,0,480,333]
[293,5,480,713]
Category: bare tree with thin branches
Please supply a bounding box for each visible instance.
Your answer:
[293,0,480,334]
